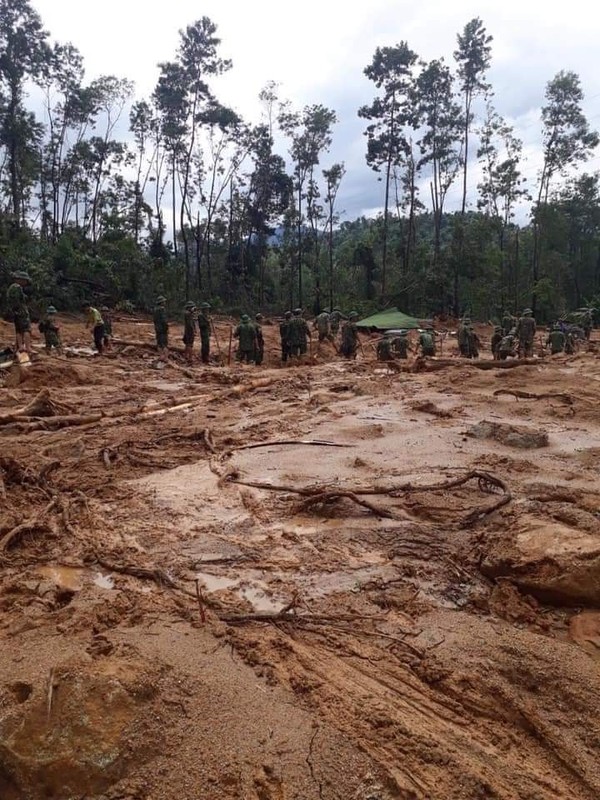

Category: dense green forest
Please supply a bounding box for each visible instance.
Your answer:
[0,0,599,322]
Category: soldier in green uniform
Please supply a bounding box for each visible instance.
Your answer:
[235,314,258,363]
[82,302,105,354]
[498,328,517,360]
[516,308,536,358]
[457,317,471,357]
[463,325,481,359]
[101,306,113,349]
[197,302,211,364]
[391,330,410,359]
[376,334,393,361]
[279,311,292,363]
[183,301,196,363]
[153,296,169,359]
[418,328,436,356]
[314,311,331,342]
[501,310,514,336]
[254,313,265,365]
[289,308,311,358]
[38,306,62,354]
[546,324,566,355]
[491,326,503,360]
[564,330,576,355]
[6,270,32,354]
[340,312,359,359]
[329,308,346,337]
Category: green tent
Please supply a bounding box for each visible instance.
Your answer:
[356,307,421,330]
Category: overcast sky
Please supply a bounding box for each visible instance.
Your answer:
[33,0,600,223]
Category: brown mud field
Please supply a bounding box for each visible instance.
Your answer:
[1,314,599,800]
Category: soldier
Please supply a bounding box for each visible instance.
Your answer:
[564,330,576,355]
[153,296,169,359]
[254,313,265,365]
[289,308,311,358]
[418,328,436,357]
[329,308,347,337]
[314,310,331,343]
[81,302,105,354]
[457,317,471,357]
[501,310,514,336]
[183,301,196,364]
[580,308,593,340]
[491,326,503,360]
[464,325,481,359]
[279,311,292,363]
[376,334,394,361]
[392,330,410,359]
[197,302,211,364]
[38,306,62,354]
[546,323,566,355]
[101,306,113,349]
[498,328,517,360]
[235,314,258,363]
[6,270,32,354]
[340,312,359,359]
[516,308,536,358]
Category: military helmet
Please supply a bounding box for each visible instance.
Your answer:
[101,305,109,312]
[11,270,31,283]
[200,302,210,309]
[284,311,292,319]
[348,311,358,319]
[552,323,561,330]
[333,307,341,312]
[156,295,167,304]
[294,307,303,315]
[241,314,250,322]
[255,313,263,320]
[522,308,532,316]
[46,305,57,315]
[494,325,502,332]
[462,317,471,324]
[398,329,408,336]
[184,301,196,310]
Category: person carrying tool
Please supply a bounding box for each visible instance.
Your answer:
[516,308,536,358]
[279,311,292,363]
[234,314,258,363]
[288,308,311,359]
[183,301,196,364]
[340,312,359,359]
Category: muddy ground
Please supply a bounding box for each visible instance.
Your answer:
[0,314,599,800]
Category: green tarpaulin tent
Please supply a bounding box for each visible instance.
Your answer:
[356,308,421,330]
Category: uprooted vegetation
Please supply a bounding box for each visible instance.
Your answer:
[1,316,600,800]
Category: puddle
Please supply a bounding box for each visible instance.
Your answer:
[37,566,115,591]
[196,572,238,592]
[147,380,186,392]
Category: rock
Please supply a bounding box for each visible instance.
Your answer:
[481,514,600,606]
[467,419,549,449]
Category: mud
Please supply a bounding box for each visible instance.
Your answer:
[1,315,600,799]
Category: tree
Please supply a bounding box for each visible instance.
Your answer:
[532,71,599,314]
[279,103,336,308]
[323,162,345,310]
[359,43,418,297]
[0,0,50,227]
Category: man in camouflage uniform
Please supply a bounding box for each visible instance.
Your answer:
[516,308,536,358]
[39,306,62,354]
[491,326,503,360]
[288,308,311,358]
[254,313,265,365]
[153,296,169,359]
[501,310,514,336]
[391,331,410,359]
[6,270,32,354]
[498,328,517,360]
[235,314,258,363]
[279,311,292,363]
[461,324,481,359]
[418,328,436,357]
[314,310,331,343]
[376,334,394,362]
[197,302,211,364]
[329,308,346,337]
[340,312,359,359]
[457,317,471,357]
[183,301,196,363]
[546,324,566,355]
[564,330,576,355]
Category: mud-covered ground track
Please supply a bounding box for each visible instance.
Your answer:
[0,315,599,800]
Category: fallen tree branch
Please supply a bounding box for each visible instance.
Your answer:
[297,490,399,519]
[0,388,73,425]
[0,413,103,434]
[0,498,58,552]
[493,389,573,405]
[89,556,179,589]
[411,356,539,373]
[233,439,355,452]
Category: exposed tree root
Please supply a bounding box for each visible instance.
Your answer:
[411,357,539,372]
[0,499,58,552]
[233,439,354,452]
[493,389,573,404]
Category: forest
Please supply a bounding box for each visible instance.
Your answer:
[0,0,599,322]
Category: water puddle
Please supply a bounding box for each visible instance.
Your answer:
[147,380,186,392]
[37,566,115,591]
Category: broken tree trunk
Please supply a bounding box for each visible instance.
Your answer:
[493,389,573,405]
[411,357,539,373]
[0,389,73,424]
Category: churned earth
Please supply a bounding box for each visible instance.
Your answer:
[0,313,599,800]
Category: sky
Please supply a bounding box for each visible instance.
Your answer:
[32,0,600,224]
